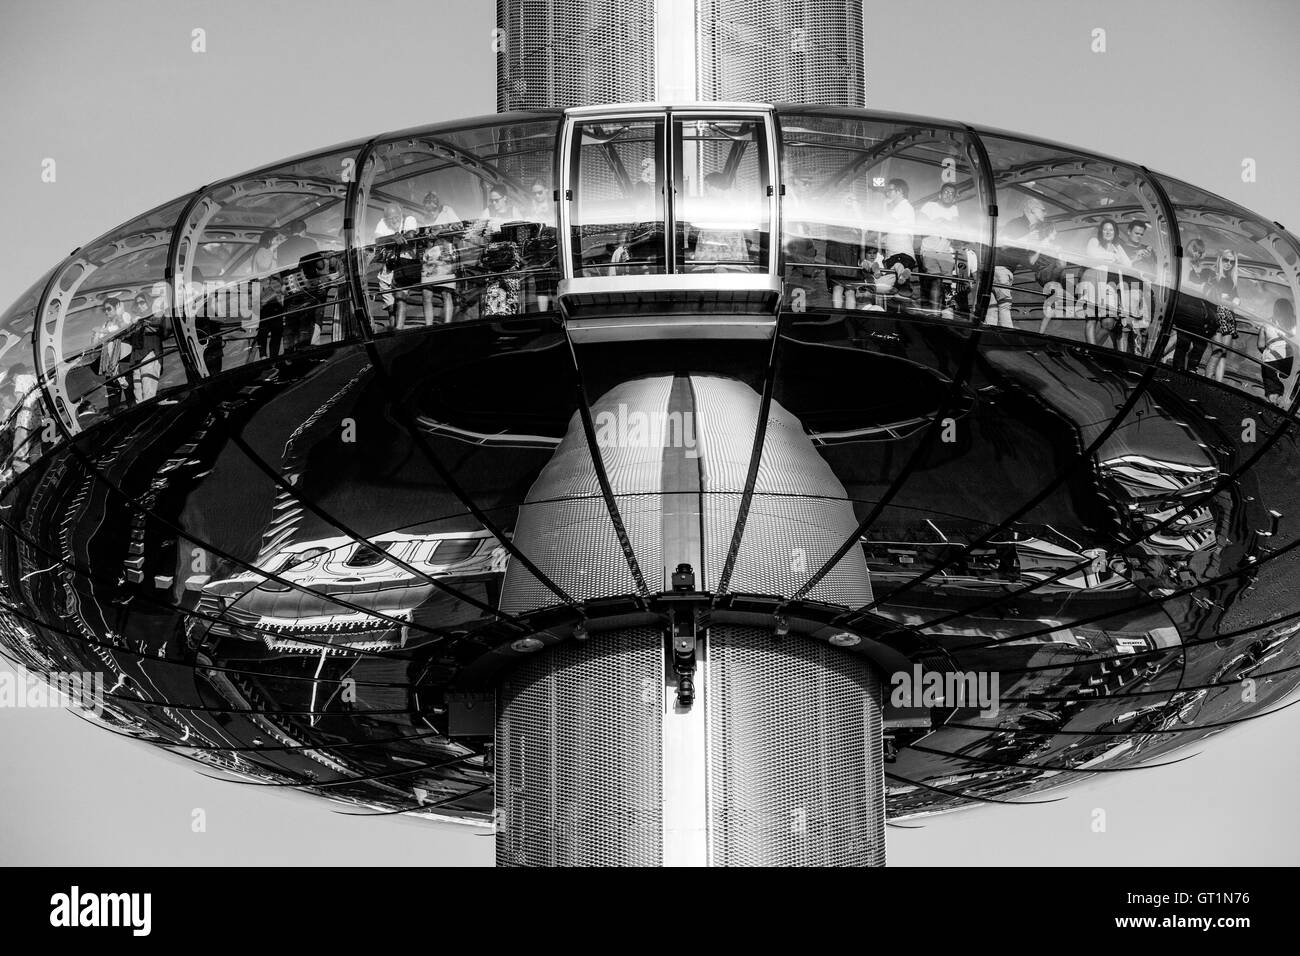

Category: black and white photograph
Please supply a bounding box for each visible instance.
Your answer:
[0,0,1294,921]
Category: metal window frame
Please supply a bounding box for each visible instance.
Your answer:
[557,103,780,287]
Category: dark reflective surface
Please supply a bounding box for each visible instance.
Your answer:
[1,306,1298,821]
[3,106,1300,827]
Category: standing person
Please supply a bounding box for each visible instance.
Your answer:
[918,183,960,314]
[468,187,523,316]
[943,241,979,320]
[468,185,521,245]
[127,291,165,402]
[1081,219,1133,347]
[250,230,280,275]
[274,220,321,342]
[526,179,552,226]
[523,179,558,311]
[632,157,658,205]
[992,197,1064,332]
[419,238,458,324]
[1169,237,1217,373]
[416,191,463,321]
[1257,298,1295,406]
[255,275,287,359]
[1117,219,1156,353]
[275,220,317,269]
[91,298,133,411]
[373,204,418,328]
[1206,249,1241,383]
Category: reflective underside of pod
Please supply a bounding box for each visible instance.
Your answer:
[2,315,1298,849]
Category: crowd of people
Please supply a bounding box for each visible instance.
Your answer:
[784,175,978,317]
[366,179,557,328]
[86,291,169,413]
[238,218,345,363]
[44,171,1298,417]
[782,174,1297,404]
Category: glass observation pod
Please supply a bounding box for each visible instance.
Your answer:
[556,103,783,339]
[11,104,1300,442]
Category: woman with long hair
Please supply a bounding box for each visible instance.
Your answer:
[1081,218,1132,347]
[1206,249,1241,383]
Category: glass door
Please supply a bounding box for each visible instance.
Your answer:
[568,117,668,279]
[671,116,770,274]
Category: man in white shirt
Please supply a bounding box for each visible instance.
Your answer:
[881,178,916,267]
[872,178,916,307]
[374,203,417,239]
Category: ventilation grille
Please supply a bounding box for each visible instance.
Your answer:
[496,628,663,866]
[707,626,885,866]
[696,0,866,107]
[500,375,673,612]
[691,375,872,606]
[497,0,656,111]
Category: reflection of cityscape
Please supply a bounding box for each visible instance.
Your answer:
[195,531,508,654]
[3,2,1300,867]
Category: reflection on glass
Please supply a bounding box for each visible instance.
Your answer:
[37,196,192,433]
[1156,175,1300,405]
[0,269,55,485]
[196,530,508,653]
[569,118,665,278]
[673,118,768,273]
[982,135,1174,351]
[356,119,561,331]
[777,112,991,319]
[175,149,358,376]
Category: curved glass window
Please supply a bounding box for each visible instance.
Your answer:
[38,196,193,433]
[777,111,992,320]
[355,118,561,332]
[174,146,362,376]
[0,268,56,485]
[1156,175,1300,405]
[982,135,1176,352]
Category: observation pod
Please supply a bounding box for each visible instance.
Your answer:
[3,103,1300,866]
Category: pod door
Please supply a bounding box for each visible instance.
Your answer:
[559,107,781,332]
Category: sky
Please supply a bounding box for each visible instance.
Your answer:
[1,0,1298,866]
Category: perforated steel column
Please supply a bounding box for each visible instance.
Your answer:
[496,628,664,866]
[708,626,886,866]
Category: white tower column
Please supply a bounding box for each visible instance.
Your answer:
[655,0,699,102]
